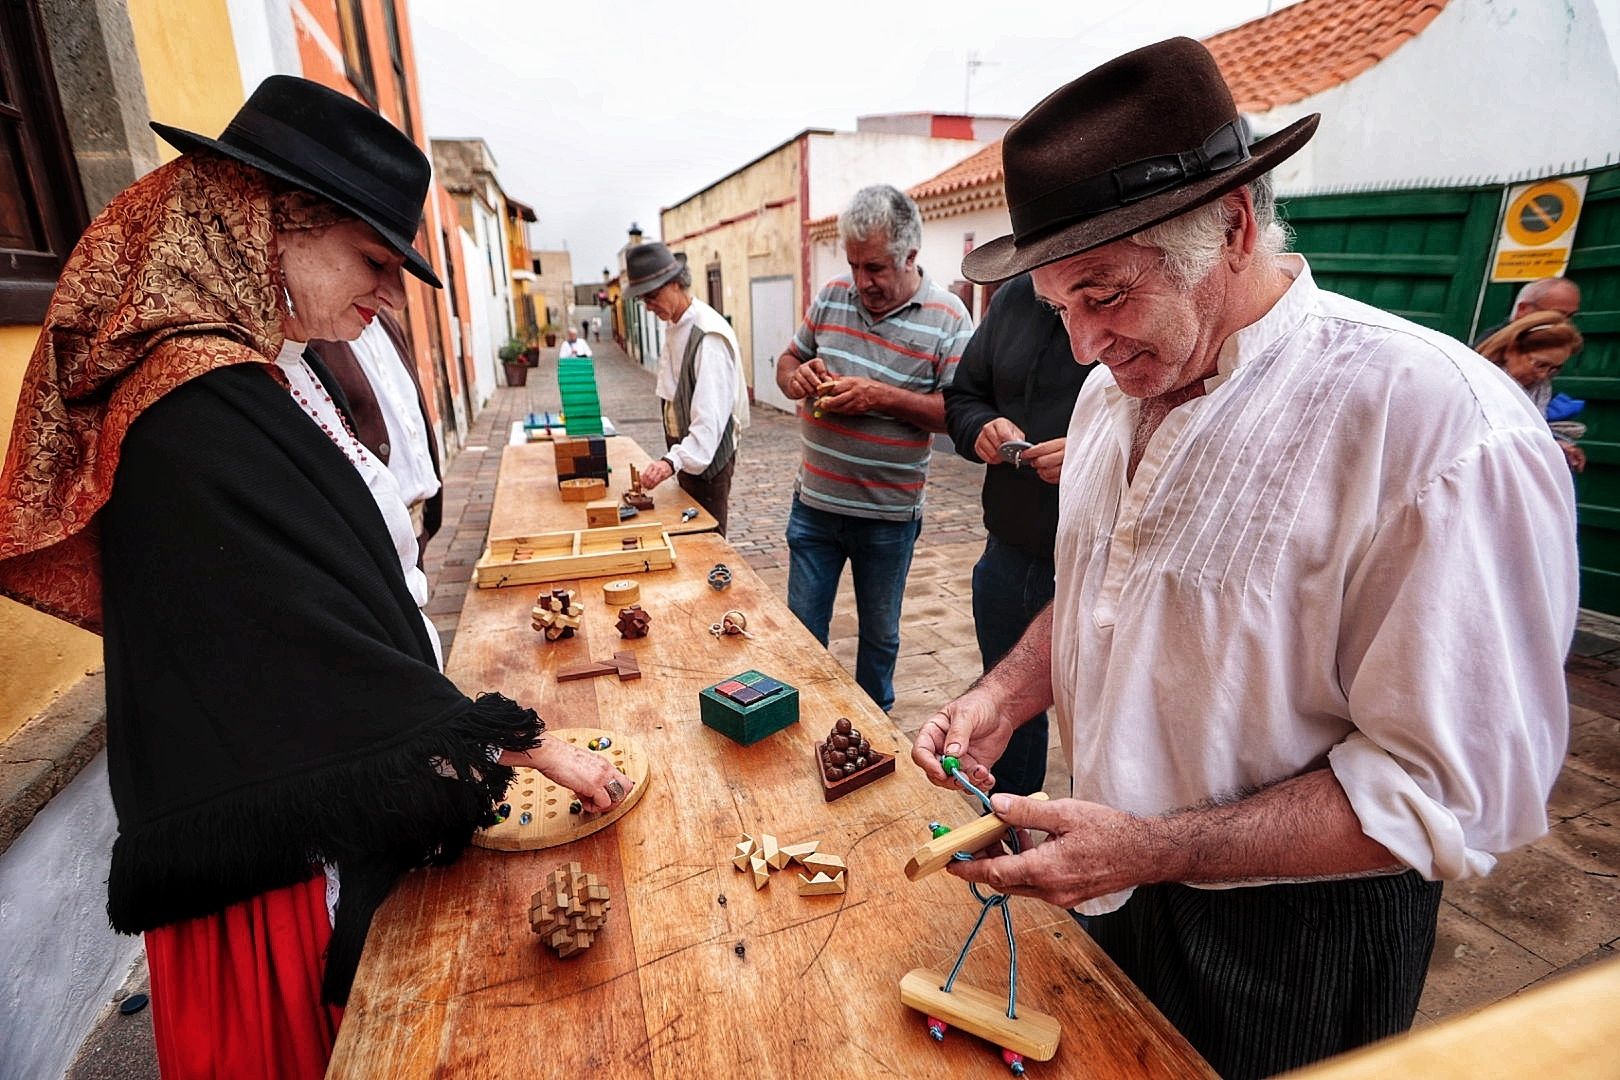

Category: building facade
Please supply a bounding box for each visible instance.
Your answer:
[658,114,1012,413]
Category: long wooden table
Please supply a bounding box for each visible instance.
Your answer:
[489,437,719,540]
[331,439,1210,1078]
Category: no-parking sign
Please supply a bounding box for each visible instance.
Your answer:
[1491,176,1589,282]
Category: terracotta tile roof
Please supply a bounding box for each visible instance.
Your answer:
[1206,0,1449,112]
[909,140,1003,201]
[848,0,1448,218]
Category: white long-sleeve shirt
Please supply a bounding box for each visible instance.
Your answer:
[1051,257,1578,916]
[656,298,745,473]
[348,320,441,506]
[560,338,593,358]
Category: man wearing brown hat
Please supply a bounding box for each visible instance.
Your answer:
[913,37,1578,1077]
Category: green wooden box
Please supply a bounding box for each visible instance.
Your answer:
[699,670,799,746]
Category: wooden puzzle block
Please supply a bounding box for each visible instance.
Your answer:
[780,841,820,864]
[586,499,620,528]
[800,852,846,878]
[760,833,786,870]
[530,861,612,957]
[731,837,756,871]
[749,854,770,890]
[531,589,584,641]
[796,871,846,896]
[698,670,799,745]
[614,605,651,639]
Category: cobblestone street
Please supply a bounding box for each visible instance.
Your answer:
[417,337,1620,1031]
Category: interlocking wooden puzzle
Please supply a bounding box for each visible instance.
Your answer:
[530,861,611,957]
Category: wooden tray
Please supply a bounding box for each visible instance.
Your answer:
[473,727,650,851]
[473,523,676,588]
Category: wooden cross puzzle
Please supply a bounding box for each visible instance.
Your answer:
[557,651,641,682]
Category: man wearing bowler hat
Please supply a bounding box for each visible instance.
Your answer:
[912,37,1577,1077]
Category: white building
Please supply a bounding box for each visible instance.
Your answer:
[810,0,1620,317]
[433,138,519,408]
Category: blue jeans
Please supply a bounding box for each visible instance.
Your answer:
[786,496,922,712]
[971,535,1055,796]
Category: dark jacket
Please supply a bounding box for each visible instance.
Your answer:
[944,274,1092,557]
[309,308,443,550]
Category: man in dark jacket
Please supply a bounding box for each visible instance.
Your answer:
[943,273,1092,796]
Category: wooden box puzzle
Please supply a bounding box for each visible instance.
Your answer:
[698,670,798,746]
[472,523,676,588]
[554,435,608,485]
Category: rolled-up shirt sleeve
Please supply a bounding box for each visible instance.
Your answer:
[1330,426,1578,880]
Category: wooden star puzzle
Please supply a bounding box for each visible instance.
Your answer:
[531,588,583,640]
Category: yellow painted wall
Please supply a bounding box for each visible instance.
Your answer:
[0,1,245,740]
[0,327,102,741]
[126,0,245,162]
[660,144,802,390]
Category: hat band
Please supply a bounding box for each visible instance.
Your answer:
[222,110,421,237]
[628,259,678,285]
[1008,119,1249,241]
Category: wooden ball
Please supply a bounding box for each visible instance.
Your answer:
[834,718,852,735]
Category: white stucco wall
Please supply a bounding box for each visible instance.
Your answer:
[0,753,142,1080]
[805,132,989,221]
[1255,0,1620,192]
[460,228,497,407]
[223,0,300,91]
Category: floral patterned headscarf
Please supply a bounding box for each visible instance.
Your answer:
[0,151,347,632]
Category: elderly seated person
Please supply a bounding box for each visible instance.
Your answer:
[1477,311,1586,471]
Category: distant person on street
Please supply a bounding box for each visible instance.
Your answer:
[559,327,592,358]
[776,184,973,712]
[1477,311,1586,471]
[944,273,1091,796]
[591,315,602,342]
[1472,276,1581,346]
[311,308,443,563]
[623,242,749,534]
[912,38,1576,1078]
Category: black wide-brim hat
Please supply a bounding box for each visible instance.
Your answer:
[961,37,1318,284]
[622,242,687,300]
[151,75,442,288]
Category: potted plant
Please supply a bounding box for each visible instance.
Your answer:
[521,327,541,365]
[498,336,529,387]
[541,321,559,348]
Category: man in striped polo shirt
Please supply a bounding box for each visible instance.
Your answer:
[775,184,972,712]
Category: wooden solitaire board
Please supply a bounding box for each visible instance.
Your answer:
[473,728,650,851]
[472,522,676,589]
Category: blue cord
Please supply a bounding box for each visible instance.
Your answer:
[940,765,1022,1019]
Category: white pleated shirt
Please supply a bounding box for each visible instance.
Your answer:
[1051,257,1578,916]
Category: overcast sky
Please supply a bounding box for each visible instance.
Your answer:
[408,0,1303,281]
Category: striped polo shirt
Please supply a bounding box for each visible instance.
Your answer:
[788,274,972,520]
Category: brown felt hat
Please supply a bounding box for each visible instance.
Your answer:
[961,37,1319,284]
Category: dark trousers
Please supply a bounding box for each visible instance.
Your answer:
[971,535,1054,796]
[666,441,735,536]
[1087,872,1442,1079]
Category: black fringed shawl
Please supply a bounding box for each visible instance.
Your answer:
[99,359,541,1003]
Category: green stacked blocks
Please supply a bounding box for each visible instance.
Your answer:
[699,670,799,746]
[557,357,604,435]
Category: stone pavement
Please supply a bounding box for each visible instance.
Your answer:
[64,336,1620,1077]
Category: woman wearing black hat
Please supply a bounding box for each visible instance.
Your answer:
[0,77,629,1078]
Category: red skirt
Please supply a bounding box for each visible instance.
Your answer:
[144,874,344,1080]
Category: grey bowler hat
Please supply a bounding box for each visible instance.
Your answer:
[623,242,687,299]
